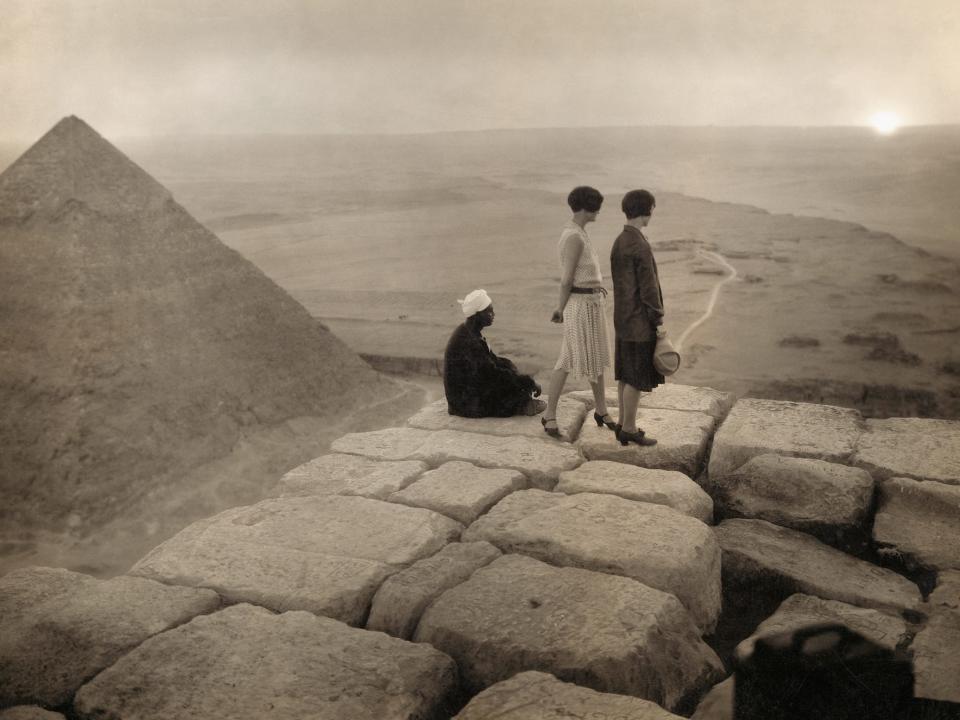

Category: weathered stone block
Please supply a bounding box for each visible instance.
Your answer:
[690,677,734,720]
[454,671,684,719]
[74,604,458,720]
[387,461,525,525]
[332,427,583,490]
[854,417,960,486]
[708,399,864,480]
[710,454,874,547]
[715,519,922,617]
[578,408,715,477]
[0,567,219,708]
[566,383,735,420]
[463,490,721,632]
[557,460,713,523]
[0,709,65,720]
[130,495,462,625]
[911,610,960,704]
[873,477,960,575]
[275,453,427,499]
[415,554,724,712]
[367,541,502,639]
[408,397,588,442]
[734,593,909,662]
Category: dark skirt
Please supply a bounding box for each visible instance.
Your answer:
[614,338,664,391]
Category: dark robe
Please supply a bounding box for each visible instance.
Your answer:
[443,318,537,418]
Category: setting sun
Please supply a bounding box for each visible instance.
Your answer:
[870,111,901,135]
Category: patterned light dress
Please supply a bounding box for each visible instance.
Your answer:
[553,221,611,379]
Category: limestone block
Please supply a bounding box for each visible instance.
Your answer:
[388,461,526,525]
[715,519,922,617]
[734,593,909,662]
[708,399,864,481]
[408,396,588,442]
[463,490,721,632]
[873,477,960,574]
[74,604,458,720]
[454,671,684,719]
[928,570,960,617]
[0,567,219,708]
[690,677,734,720]
[275,453,427,499]
[911,610,960,704]
[332,427,583,490]
[0,709,65,720]
[367,541,502,639]
[566,383,735,420]
[854,417,960,486]
[710,454,874,547]
[911,571,960,704]
[415,554,724,712]
[130,495,462,625]
[557,460,713,523]
[578,408,715,477]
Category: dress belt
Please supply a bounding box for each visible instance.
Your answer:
[570,286,605,294]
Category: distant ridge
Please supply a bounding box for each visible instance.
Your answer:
[0,116,396,536]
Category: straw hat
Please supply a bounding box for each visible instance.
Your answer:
[654,336,681,376]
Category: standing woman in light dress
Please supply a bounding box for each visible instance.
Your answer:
[541,186,616,438]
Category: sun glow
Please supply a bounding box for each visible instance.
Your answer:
[870,111,901,135]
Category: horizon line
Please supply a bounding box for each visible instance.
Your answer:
[2,120,960,145]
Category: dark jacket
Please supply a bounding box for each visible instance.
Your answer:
[443,320,537,418]
[610,224,664,342]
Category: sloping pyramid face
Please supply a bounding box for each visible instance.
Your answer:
[0,116,393,533]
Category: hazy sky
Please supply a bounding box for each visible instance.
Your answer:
[2,0,958,139]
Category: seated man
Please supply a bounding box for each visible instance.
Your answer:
[444,289,546,418]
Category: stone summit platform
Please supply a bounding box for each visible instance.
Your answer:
[2,384,960,718]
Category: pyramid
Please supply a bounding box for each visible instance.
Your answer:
[0,117,397,536]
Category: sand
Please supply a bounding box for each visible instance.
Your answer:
[125,128,960,419]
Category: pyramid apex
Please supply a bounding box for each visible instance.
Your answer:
[0,116,171,219]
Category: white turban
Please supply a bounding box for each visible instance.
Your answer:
[458,289,492,316]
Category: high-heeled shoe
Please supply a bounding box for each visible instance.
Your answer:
[541,417,561,438]
[594,411,617,431]
[618,428,657,447]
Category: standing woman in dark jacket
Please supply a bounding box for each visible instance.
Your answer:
[609,189,665,446]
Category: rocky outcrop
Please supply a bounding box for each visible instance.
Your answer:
[708,399,864,480]
[276,453,427,499]
[462,490,721,631]
[387,461,526,525]
[73,604,458,720]
[0,567,219,708]
[709,454,874,548]
[332,427,582,489]
[366,541,502,640]
[578,408,716,477]
[454,671,684,719]
[556,460,713,523]
[415,554,723,712]
[408,397,588,442]
[872,477,960,576]
[715,519,922,617]
[130,495,461,625]
[734,593,909,661]
[853,418,960,485]
[566,383,735,420]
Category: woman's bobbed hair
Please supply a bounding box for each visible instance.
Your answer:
[622,189,656,219]
[567,186,604,213]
